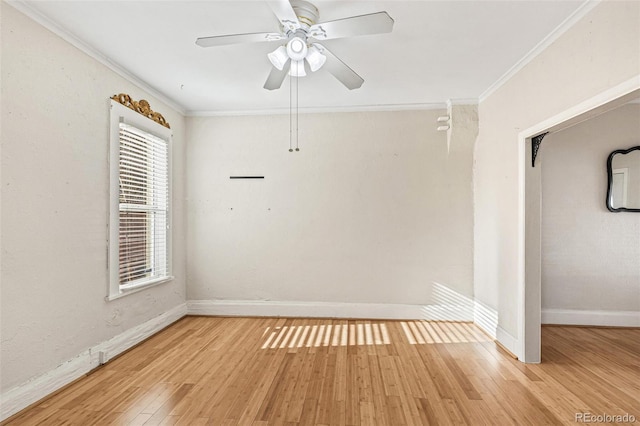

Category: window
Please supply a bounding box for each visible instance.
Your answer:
[108,100,172,300]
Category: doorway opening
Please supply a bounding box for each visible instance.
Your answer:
[518,77,640,363]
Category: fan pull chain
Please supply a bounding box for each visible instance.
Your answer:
[289,72,293,152]
[288,70,300,153]
[296,74,299,152]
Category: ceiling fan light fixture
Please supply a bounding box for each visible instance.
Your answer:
[289,60,306,77]
[305,45,326,72]
[286,37,308,61]
[268,45,289,70]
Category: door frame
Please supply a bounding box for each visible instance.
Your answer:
[516,76,640,363]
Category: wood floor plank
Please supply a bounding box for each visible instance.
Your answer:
[144,383,195,425]
[3,318,639,426]
[314,353,336,425]
[363,355,387,426]
[297,353,327,425]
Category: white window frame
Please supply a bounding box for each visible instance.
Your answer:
[108,100,173,300]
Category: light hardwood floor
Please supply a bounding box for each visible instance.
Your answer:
[3,317,639,425]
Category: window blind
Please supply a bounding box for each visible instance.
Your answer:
[118,122,169,287]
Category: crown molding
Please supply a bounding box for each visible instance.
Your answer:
[3,0,445,118]
[6,0,187,116]
[186,102,447,117]
[446,98,479,107]
[479,0,602,104]
[11,0,598,117]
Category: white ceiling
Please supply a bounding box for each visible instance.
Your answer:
[19,0,587,114]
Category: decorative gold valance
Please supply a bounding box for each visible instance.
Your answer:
[111,93,170,129]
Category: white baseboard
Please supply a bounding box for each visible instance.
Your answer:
[2,297,514,421]
[472,300,520,359]
[473,299,498,339]
[542,308,640,327]
[496,326,519,359]
[0,303,187,422]
[187,299,474,321]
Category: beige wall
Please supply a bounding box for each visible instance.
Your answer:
[1,3,186,392]
[3,0,637,396]
[541,104,640,313]
[474,0,640,339]
[186,109,475,309]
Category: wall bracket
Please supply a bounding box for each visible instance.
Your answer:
[531,132,548,167]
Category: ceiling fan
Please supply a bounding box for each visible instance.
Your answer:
[195,0,394,91]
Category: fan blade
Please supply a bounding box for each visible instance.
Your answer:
[264,61,291,90]
[309,12,394,40]
[266,0,301,33]
[196,32,284,48]
[315,44,364,90]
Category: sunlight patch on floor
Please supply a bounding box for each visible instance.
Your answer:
[400,320,492,344]
[260,320,492,349]
[261,323,391,349]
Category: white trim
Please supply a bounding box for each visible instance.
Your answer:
[479,0,602,103]
[517,75,640,363]
[187,299,474,321]
[472,300,523,360]
[517,123,527,363]
[518,76,640,139]
[106,276,175,301]
[496,326,520,361]
[473,299,499,339]
[446,98,479,107]
[542,309,640,327]
[6,0,186,115]
[186,103,446,117]
[0,303,187,422]
[5,0,602,117]
[108,100,173,300]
